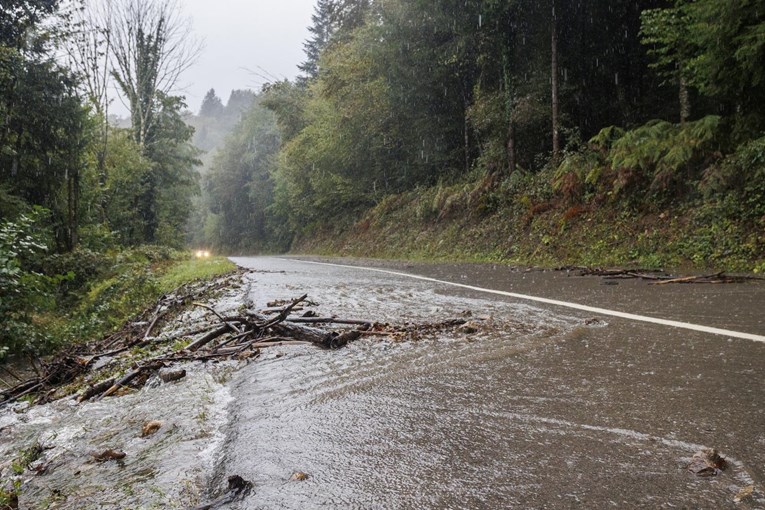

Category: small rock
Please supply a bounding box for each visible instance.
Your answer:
[290,471,309,481]
[687,448,727,477]
[227,475,252,492]
[141,420,162,437]
[91,449,126,463]
[159,368,186,383]
[190,475,252,510]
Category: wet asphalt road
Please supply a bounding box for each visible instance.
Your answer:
[218,256,765,509]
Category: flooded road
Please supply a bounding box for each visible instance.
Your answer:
[2,256,762,508]
[216,257,765,509]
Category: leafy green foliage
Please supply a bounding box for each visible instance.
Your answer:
[575,116,724,202]
[142,94,201,247]
[0,210,57,359]
[700,136,765,221]
[642,0,765,131]
[0,1,89,250]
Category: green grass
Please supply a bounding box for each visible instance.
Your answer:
[158,256,236,290]
[45,253,237,352]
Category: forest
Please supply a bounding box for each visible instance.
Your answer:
[1,0,208,361]
[2,0,765,359]
[199,0,765,268]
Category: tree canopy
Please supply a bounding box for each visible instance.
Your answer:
[198,0,764,253]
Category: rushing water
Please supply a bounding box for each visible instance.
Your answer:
[212,258,763,509]
[2,257,763,509]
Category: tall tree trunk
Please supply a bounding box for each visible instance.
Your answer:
[502,56,516,175]
[66,167,80,250]
[679,74,690,126]
[551,0,560,163]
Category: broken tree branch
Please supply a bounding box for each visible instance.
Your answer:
[186,326,233,352]
[192,302,243,334]
[259,294,309,329]
[651,272,725,285]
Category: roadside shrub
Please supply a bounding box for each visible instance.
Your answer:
[587,116,723,203]
[40,248,112,302]
[700,135,765,221]
[0,210,57,359]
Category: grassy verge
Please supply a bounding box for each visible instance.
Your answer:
[158,256,237,290]
[293,173,765,273]
[17,249,237,360]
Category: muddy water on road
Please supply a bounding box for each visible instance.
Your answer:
[218,257,764,509]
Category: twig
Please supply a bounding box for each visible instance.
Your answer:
[0,364,24,382]
[212,330,253,352]
[259,294,309,329]
[143,311,166,340]
[192,302,243,334]
[248,340,314,349]
[0,378,41,402]
[359,331,395,337]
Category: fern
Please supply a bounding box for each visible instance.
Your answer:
[588,116,722,199]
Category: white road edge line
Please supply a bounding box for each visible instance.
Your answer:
[284,258,765,344]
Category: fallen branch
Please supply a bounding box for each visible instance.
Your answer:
[97,368,144,399]
[652,272,725,285]
[143,311,166,341]
[186,326,232,352]
[77,378,116,403]
[259,294,309,328]
[286,317,373,327]
[193,302,243,334]
[0,379,42,404]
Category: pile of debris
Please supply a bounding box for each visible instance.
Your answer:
[0,271,469,407]
[559,266,764,285]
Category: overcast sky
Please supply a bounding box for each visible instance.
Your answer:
[113,0,317,116]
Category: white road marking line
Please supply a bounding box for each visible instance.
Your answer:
[285,258,765,344]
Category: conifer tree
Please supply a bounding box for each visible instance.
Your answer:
[298,0,337,80]
[199,88,224,117]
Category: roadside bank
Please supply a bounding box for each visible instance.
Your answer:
[291,180,765,274]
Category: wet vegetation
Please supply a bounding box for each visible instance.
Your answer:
[0,240,235,367]
[0,0,218,362]
[196,0,764,271]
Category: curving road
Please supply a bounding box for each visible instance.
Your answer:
[215,256,765,509]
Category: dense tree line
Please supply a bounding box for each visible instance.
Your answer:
[203,0,764,253]
[1,0,201,248]
[1,0,201,358]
